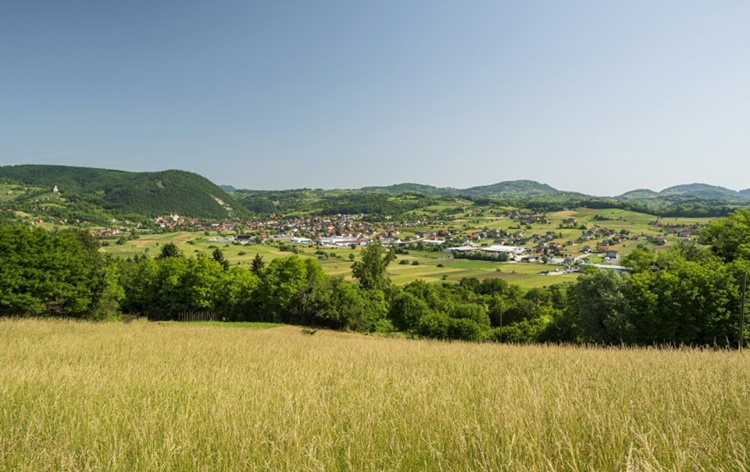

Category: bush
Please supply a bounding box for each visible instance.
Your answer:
[447,318,485,341]
[416,312,451,339]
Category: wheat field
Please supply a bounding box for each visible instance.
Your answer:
[1,318,749,471]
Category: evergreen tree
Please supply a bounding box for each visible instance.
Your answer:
[156,242,181,259]
[211,248,230,271]
[251,253,266,276]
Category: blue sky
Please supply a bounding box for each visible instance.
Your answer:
[2,1,749,195]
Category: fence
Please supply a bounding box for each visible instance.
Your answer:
[177,311,218,322]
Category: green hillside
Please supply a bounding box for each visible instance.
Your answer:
[617,189,659,200]
[658,183,749,201]
[358,180,558,198]
[0,165,242,220]
[361,183,460,196]
[460,180,559,198]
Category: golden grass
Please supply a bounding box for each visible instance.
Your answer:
[2,318,749,471]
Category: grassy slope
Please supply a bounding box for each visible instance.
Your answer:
[1,318,748,470]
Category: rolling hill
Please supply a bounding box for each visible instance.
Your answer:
[0,165,242,220]
[357,180,559,198]
[460,180,559,198]
[657,183,750,202]
[361,183,459,196]
[616,189,659,200]
[1,164,748,223]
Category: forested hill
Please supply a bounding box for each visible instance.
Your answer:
[360,180,559,198]
[658,183,750,202]
[461,180,559,198]
[0,165,243,219]
[361,183,460,196]
[229,179,750,218]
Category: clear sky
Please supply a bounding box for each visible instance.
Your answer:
[2,1,749,195]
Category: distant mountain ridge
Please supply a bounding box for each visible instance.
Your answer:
[333,180,560,198]
[233,179,750,201]
[616,183,750,202]
[361,183,459,196]
[658,183,750,201]
[617,189,659,200]
[1,164,748,223]
[229,179,750,217]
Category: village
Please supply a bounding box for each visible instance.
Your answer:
[91,208,707,272]
[3,183,705,272]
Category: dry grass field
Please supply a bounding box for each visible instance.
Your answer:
[2,318,749,471]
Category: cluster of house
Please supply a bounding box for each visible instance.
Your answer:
[95,227,122,238]
[648,221,701,239]
[502,210,550,225]
[228,215,458,246]
[152,214,240,233]
[443,245,526,256]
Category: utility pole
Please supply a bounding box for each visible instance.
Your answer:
[741,270,747,351]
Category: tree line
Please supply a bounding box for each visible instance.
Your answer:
[2,210,750,347]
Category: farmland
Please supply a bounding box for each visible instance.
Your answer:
[1,318,748,470]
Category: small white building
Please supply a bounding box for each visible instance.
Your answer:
[443,246,478,254]
[319,236,361,247]
[291,237,312,244]
[481,245,525,255]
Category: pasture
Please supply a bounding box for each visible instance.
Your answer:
[1,318,749,471]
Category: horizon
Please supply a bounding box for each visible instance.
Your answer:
[2,1,750,195]
[4,162,750,197]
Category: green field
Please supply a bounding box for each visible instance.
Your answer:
[2,318,749,470]
[102,234,581,288]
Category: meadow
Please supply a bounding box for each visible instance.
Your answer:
[2,318,749,471]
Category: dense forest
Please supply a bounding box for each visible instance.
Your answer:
[3,210,750,347]
[0,165,243,220]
